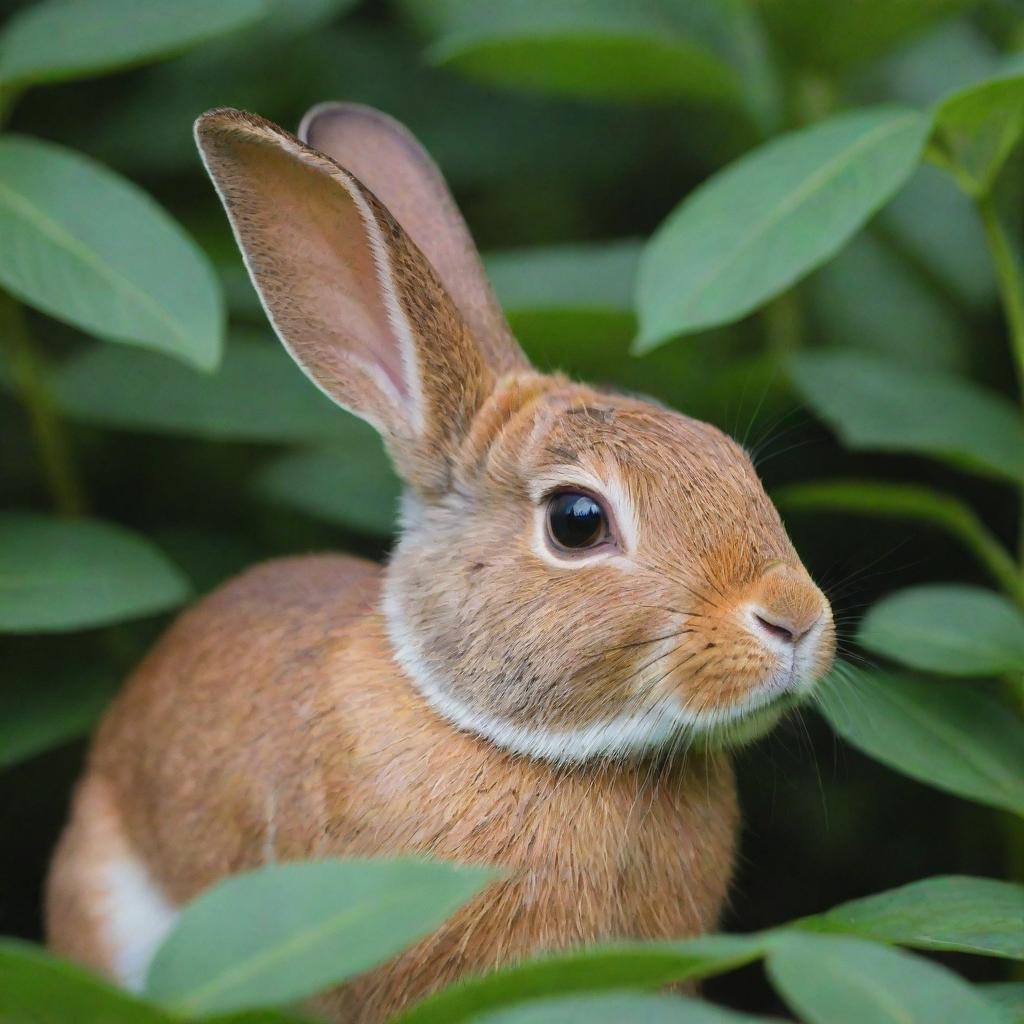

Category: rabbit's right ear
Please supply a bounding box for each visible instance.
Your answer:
[195,108,523,494]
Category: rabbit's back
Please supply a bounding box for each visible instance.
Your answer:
[88,554,383,897]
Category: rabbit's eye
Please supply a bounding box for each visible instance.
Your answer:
[546,491,608,550]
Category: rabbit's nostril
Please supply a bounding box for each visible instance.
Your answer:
[754,613,796,644]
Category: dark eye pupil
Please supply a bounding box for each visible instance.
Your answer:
[547,492,605,549]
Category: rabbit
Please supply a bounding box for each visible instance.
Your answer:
[45,104,836,1024]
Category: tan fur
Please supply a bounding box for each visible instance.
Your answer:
[46,107,834,1023]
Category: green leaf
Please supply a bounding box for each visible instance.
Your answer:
[773,479,1020,599]
[787,351,1024,483]
[817,664,1024,816]
[766,933,1005,1024]
[254,439,401,537]
[427,0,752,105]
[762,0,977,74]
[0,514,190,633]
[879,164,995,311]
[982,983,1024,1024]
[0,666,116,769]
[51,335,343,441]
[869,20,999,109]
[795,875,1024,959]
[394,935,767,1024]
[0,0,267,88]
[635,107,930,349]
[0,135,223,370]
[485,240,641,316]
[0,940,173,1024]
[931,71,1024,196]
[470,992,777,1024]
[808,230,967,372]
[859,585,1024,677]
[482,240,642,355]
[146,858,499,1015]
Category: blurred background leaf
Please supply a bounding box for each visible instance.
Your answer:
[0,514,190,633]
[0,136,223,369]
[788,351,1024,482]
[635,107,930,348]
[0,0,268,89]
[49,334,341,440]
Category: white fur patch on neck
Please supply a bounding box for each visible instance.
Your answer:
[382,580,790,762]
[101,856,179,992]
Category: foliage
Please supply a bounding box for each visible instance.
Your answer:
[2,0,1024,1022]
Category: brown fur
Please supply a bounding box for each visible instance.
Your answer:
[46,106,833,1023]
[50,557,737,1023]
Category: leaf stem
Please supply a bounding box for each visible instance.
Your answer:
[977,197,1024,724]
[0,292,86,516]
[978,195,1024,399]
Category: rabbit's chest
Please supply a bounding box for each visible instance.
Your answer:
[329,719,738,942]
[314,736,738,1024]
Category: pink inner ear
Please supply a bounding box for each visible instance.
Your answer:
[301,105,529,377]
[231,136,411,405]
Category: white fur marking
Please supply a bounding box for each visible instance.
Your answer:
[382,583,801,762]
[101,857,179,992]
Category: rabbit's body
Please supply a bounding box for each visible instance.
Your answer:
[48,555,736,1022]
[47,104,833,1023]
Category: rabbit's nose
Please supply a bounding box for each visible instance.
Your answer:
[749,607,817,645]
[742,562,829,649]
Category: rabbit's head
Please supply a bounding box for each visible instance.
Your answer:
[197,105,834,764]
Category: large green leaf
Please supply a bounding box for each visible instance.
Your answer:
[773,479,1020,599]
[808,230,967,372]
[394,935,767,1024]
[766,933,1005,1024]
[931,70,1024,196]
[0,514,190,633]
[0,941,172,1024]
[817,665,1024,816]
[0,666,116,769]
[858,585,1024,677]
[254,440,401,537]
[796,875,1024,959]
[635,107,930,349]
[0,136,222,370]
[787,351,1024,483]
[427,0,758,106]
[51,336,343,441]
[0,0,267,88]
[470,992,776,1024]
[146,859,499,1015]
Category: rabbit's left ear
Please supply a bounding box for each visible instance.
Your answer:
[195,108,514,494]
[300,102,529,378]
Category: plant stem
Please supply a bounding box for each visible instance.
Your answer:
[763,289,803,360]
[977,196,1024,725]
[0,293,86,516]
[978,195,1024,400]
